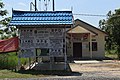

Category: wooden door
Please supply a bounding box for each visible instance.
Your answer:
[73,43,82,58]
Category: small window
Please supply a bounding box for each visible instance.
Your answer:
[58,29,61,32]
[58,49,60,52]
[89,42,98,51]
[41,40,43,42]
[51,29,54,32]
[55,29,57,32]
[37,39,39,42]
[28,40,30,42]
[45,40,47,43]
[92,42,97,51]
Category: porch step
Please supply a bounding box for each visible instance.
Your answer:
[31,62,70,70]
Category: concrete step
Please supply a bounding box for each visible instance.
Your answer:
[31,62,70,70]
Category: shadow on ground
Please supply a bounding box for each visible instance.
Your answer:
[17,69,82,76]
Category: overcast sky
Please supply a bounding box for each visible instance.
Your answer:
[2,0,120,27]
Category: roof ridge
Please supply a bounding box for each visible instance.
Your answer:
[13,10,72,13]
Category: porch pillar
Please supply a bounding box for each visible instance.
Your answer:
[90,33,92,59]
[64,27,67,70]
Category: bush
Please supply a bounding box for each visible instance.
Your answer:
[0,52,28,70]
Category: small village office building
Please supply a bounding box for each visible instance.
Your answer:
[9,10,73,70]
[67,19,107,59]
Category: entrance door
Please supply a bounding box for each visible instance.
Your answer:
[73,43,82,58]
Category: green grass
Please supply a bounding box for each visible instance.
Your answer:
[0,69,45,78]
[105,50,118,59]
[0,69,73,78]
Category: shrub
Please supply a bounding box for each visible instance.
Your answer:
[0,52,28,70]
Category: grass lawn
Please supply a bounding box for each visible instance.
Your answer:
[105,53,118,59]
[0,69,72,78]
[0,69,46,78]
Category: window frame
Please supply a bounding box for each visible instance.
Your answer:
[89,42,98,51]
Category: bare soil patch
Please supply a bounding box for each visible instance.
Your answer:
[69,61,120,78]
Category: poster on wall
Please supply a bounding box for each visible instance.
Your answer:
[49,49,63,57]
[50,28,64,37]
[20,28,34,37]
[19,48,35,58]
[49,38,63,48]
[34,28,49,38]
[20,38,34,49]
[19,28,65,57]
[35,39,49,48]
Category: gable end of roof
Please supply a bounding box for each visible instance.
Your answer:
[75,19,108,35]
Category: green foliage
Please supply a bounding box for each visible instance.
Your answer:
[0,2,8,17]
[0,2,17,39]
[0,17,11,26]
[99,8,120,59]
[105,50,118,59]
[0,52,28,70]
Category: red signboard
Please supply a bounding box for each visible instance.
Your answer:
[0,37,19,53]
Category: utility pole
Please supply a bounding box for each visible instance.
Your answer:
[31,0,55,11]
[35,0,37,11]
[53,0,55,11]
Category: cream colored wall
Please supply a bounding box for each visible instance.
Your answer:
[92,33,105,59]
[68,20,106,59]
[82,42,90,58]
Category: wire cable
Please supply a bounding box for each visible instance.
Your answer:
[73,13,107,17]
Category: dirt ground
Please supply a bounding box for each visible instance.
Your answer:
[2,60,120,80]
[69,60,120,78]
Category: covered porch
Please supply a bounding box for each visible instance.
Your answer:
[67,25,98,59]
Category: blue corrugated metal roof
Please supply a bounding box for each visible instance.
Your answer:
[9,10,73,26]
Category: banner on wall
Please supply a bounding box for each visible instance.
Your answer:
[0,37,19,53]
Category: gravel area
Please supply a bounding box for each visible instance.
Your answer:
[1,60,120,80]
